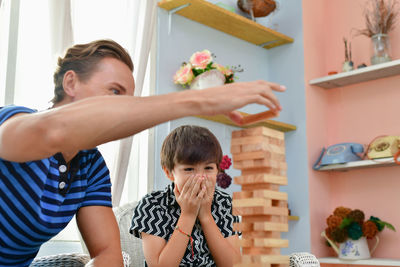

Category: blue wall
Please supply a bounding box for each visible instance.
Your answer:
[153,0,310,253]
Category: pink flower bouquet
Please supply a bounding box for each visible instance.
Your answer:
[173,50,241,88]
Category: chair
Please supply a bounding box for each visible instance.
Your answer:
[31,202,144,267]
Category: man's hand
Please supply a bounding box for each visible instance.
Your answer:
[198,175,215,222]
[174,175,206,219]
[189,80,286,122]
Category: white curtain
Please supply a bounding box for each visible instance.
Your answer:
[112,0,157,206]
[4,0,157,242]
[69,0,157,206]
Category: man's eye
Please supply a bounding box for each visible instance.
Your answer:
[111,89,120,95]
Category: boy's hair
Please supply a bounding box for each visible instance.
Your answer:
[52,39,134,104]
[161,125,223,172]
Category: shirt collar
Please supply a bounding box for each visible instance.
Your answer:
[166,183,179,207]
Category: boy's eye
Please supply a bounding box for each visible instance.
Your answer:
[111,88,121,95]
[184,168,194,172]
[205,166,215,170]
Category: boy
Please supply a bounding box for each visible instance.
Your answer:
[131,125,240,267]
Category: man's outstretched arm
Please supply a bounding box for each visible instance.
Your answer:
[0,81,285,162]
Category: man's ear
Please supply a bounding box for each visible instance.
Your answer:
[62,70,78,99]
[162,166,174,182]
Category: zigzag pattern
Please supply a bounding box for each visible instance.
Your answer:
[131,184,239,266]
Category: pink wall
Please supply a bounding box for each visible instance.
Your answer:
[303,0,400,259]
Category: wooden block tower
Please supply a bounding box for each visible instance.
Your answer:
[231,126,289,267]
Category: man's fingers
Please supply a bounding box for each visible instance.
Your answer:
[267,81,286,92]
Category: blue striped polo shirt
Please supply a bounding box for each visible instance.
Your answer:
[0,105,113,266]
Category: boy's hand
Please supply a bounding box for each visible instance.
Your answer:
[174,175,206,219]
[198,175,216,222]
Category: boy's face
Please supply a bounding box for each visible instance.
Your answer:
[164,161,218,193]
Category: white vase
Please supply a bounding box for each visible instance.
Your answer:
[189,69,225,90]
[322,231,379,260]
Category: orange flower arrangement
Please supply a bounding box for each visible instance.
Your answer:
[325,206,395,244]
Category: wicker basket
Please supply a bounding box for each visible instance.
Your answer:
[290,252,320,267]
[30,253,90,267]
[237,0,276,17]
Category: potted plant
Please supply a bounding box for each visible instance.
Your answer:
[322,206,396,260]
[173,50,242,90]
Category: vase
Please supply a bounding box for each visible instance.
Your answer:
[189,69,226,90]
[322,231,379,260]
[371,33,392,65]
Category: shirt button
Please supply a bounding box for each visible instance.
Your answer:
[59,165,67,173]
[59,181,66,189]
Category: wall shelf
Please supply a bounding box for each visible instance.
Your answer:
[309,59,400,89]
[158,0,294,49]
[316,157,398,171]
[194,112,297,132]
[319,257,400,266]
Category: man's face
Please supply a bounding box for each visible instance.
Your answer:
[168,161,218,193]
[73,57,135,100]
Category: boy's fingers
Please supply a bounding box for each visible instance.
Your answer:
[181,174,195,194]
[190,176,203,199]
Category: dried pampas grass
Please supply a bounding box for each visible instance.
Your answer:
[357,0,399,37]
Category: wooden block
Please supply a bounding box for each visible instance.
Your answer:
[253,222,289,232]
[233,190,287,201]
[242,231,277,239]
[242,231,282,239]
[232,151,284,162]
[233,206,288,216]
[253,238,289,248]
[233,191,253,199]
[253,190,288,201]
[242,247,281,255]
[233,198,272,208]
[234,159,287,170]
[231,136,267,146]
[231,141,285,155]
[238,238,288,248]
[231,136,285,149]
[240,214,287,224]
[241,255,289,264]
[233,222,253,232]
[232,127,284,140]
[240,110,278,125]
[242,184,280,191]
[234,174,288,186]
[259,255,290,264]
[234,263,271,267]
[231,145,242,154]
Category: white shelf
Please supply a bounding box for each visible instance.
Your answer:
[319,257,400,266]
[316,157,398,171]
[309,59,400,89]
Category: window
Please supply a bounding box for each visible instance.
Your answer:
[1,0,155,247]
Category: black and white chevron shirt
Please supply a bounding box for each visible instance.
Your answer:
[130,183,239,267]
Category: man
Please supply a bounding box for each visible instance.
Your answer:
[0,39,285,266]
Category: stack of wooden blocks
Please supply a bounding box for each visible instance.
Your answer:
[231,126,289,267]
